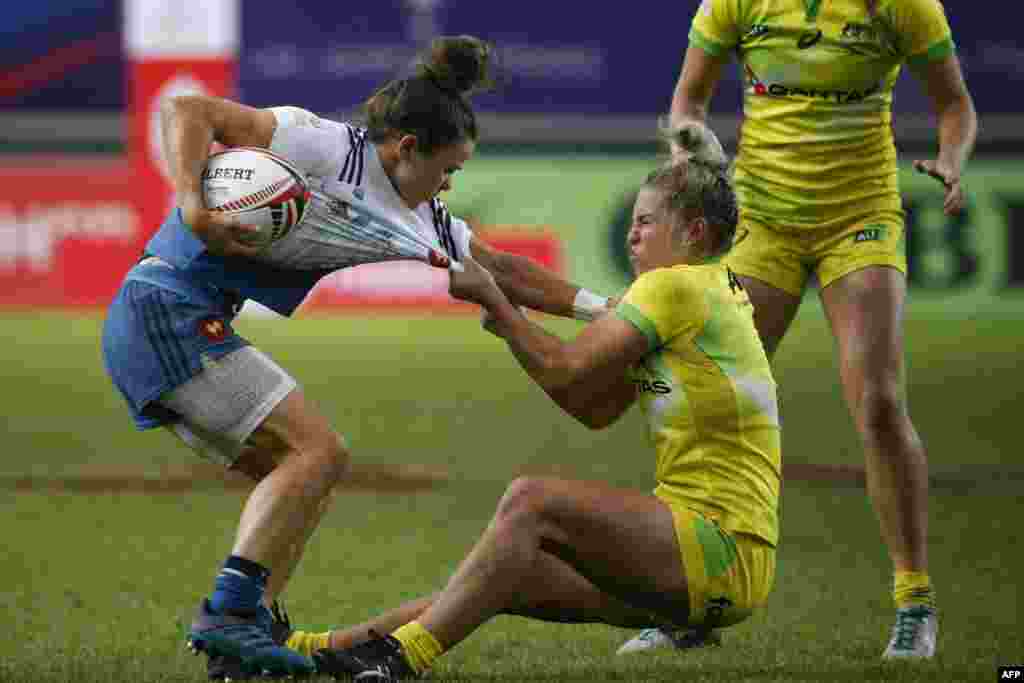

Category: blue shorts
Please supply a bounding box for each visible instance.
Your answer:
[101,260,249,430]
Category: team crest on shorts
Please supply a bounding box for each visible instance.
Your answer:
[854,224,887,243]
[198,318,229,342]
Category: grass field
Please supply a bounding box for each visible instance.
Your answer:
[0,309,1021,682]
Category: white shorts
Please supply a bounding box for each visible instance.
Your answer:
[158,346,297,466]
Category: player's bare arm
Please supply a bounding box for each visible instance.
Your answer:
[160,95,278,257]
[469,235,610,320]
[670,46,729,129]
[451,256,643,425]
[910,54,978,216]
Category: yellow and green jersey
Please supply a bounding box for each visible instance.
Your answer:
[690,0,954,226]
[616,263,781,546]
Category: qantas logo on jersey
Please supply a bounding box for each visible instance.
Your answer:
[744,64,881,104]
[634,379,672,395]
[633,358,673,395]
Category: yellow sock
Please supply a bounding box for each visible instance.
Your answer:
[285,630,331,657]
[894,570,936,610]
[391,621,444,675]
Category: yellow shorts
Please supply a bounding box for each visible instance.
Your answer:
[666,506,776,629]
[725,210,907,296]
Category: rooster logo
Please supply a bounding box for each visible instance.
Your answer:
[198,318,228,342]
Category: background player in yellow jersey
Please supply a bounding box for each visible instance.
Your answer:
[618,0,977,661]
[300,125,782,681]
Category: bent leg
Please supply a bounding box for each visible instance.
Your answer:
[417,477,690,649]
[820,266,929,573]
[161,347,349,599]
[322,549,662,652]
[230,389,349,584]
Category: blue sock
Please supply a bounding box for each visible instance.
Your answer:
[209,555,270,616]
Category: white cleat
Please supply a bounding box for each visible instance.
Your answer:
[616,627,721,655]
[883,606,937,660]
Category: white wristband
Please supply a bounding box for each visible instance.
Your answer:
[572,288,610,322]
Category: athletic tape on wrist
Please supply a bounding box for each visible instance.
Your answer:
[572,288,610,322]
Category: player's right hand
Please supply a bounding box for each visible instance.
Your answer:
[181,203,264,259]
[449,255,502,307]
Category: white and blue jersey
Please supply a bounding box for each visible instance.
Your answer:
[102,107,474,429]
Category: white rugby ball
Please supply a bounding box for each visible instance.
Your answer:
[201,147,310,247]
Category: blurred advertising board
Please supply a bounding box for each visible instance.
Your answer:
[4,1,1023,120]
[2,154,1020,312]
[441,155,1024,309]
[237,1,1022,119]
[0,160,140,307]
[1,2,121,110]
[0,157,561,310]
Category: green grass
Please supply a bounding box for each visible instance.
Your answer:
[0,310,1021,681]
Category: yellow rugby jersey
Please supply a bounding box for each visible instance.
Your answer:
[616,264,782,546]
[690,0,955,225]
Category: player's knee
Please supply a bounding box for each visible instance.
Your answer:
[857,379,908,442]
[291,430,350,483]
[494,476,550,528]
[319,431,351,480]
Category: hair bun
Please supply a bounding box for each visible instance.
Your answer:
[419,35,494,96]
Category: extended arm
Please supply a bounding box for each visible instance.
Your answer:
[470,236,610,321]
[453,258,643,428]
[669,46,730,128]
[910,54,977,216]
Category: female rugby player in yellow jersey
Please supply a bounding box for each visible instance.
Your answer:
[618,0,977,661]
[290,125,783,681]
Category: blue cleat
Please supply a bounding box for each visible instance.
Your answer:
[187,599,313,680]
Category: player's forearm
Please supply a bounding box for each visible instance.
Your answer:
[541,375,635,430]
[485,296,580,391]
[670,93,710,127]
[161,96,218,213]
[489,251,608,320]
[935,94,977,175]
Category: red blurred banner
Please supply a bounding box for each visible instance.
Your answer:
[0,159,139,307]
[0,159,563,312]
[127,58,237,233]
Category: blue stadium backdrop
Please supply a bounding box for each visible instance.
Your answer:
[3,0,1024,120]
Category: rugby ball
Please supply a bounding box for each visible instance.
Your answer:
[201,147,310,247]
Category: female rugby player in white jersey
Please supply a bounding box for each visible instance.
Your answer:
[101,36,611,680]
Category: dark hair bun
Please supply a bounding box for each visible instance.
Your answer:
[419,35,494,96]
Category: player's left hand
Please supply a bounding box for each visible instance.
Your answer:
[913,159,966,216]
[449,255,501,307]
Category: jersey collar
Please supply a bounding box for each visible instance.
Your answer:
[365,141,427,214]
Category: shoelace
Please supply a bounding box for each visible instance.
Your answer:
[639,629,664,642]
[891,610,928,651]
